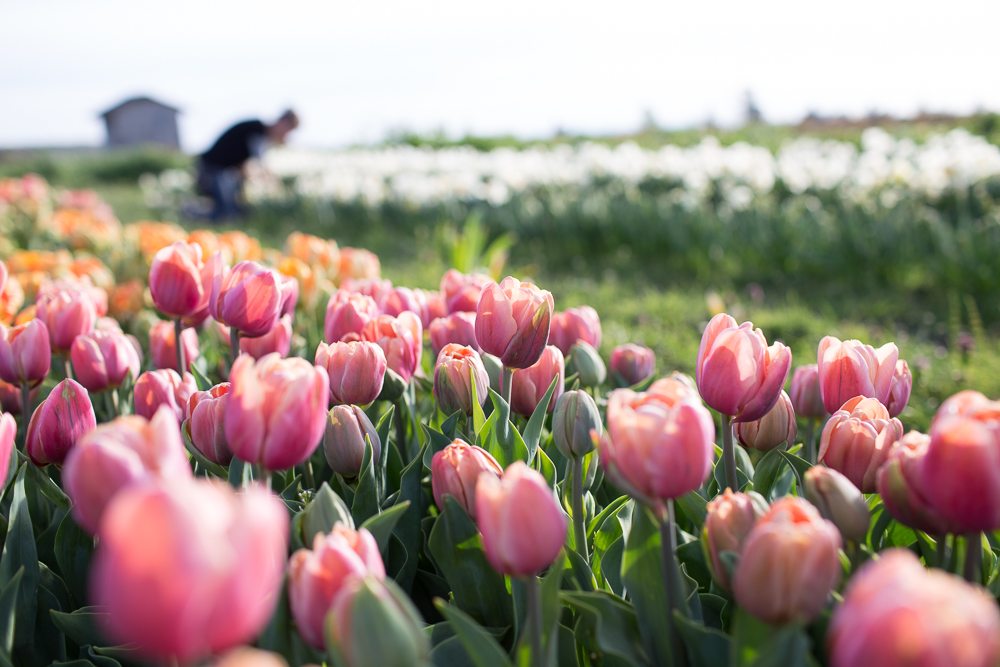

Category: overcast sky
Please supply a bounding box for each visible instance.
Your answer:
[2,0,998,151]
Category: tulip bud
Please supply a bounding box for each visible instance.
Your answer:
[315,340,386,406]
[703,489,768,591]
[288,526,385,649]
[732,497,841,624]
[361,313,422,384]
[35,285,97,352]
[788,364,825,419]
[829,549,1000,667]
[475,276,554,369]
[816,336,898,414]
[431,439,502,519]
[324,290,379,343]
[239,313,292,359]
[476,461,567,576]
[428,312,478,358]
[186,383,233,465]
[134,369,198,423]
[71,329,141,392]
[148,241,208,318]
[325,577,430,667]
[876,431,947,534]
[804,466,870,544]
[549,306,602,356]
[819,396,902,492]
[567,341,606,388]
[0,319,51,387]
[885,359,911,418]
[510,345,564,418]
[609,343,655,386]
[552,389,601,459]
[26,378,96,466]
[433,344,489,417]
[735,390,797,452]
[324,405,380,477]
[150,320,200,372]
[211,260,282,337]
[696,313,791,422]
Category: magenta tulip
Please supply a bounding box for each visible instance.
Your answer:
[134,369,197,423]
[35,284,98,352]
[149,241,209,319]
[26,378,96,466]
[240,313,292,359]
[609,343,656,386]
[150,320,199,372]
[0,319,51,387]
[211,260,282,338]
[788,364,825,419]
[70,329,141,392]
[185,383,233,465]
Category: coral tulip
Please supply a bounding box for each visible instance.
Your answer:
[35,284,98,352]
[134,369,197,423]
[819,396,902,492]
[360,313,422,383]
[703,489,767,591]
[71,328,141,392]
[549,306,602,356]
[186,383,233,465]
[315,340,386,406]
[240,313,292,359]
[475,276,554,369]
[816,336,898,415]
[804,466,871,544]
[886,359,912,418]
[428,312,478,358]
[440,269,490,314]
[735,390,797,452]
[324,290,379,344]
[789,364,825,419]
[877,431,947,535]
[431,439,503,520]
[149,320,199,372]
[433,344,489,417]
[509,345,564,417]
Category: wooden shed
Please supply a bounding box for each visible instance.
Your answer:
[100,96,181,149]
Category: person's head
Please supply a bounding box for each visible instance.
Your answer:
[268,109,299,144]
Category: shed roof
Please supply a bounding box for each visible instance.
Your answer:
[99,96,181,118]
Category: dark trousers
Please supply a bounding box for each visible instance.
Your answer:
[196,162,244,221]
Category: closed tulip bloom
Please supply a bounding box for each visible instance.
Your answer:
[134,369,197,423]
[819,396,903,492]
[549,306,602,356]
[817,336,898,415]
[877,431,948,534]
[475,276,554,369]
[63,407,193,533]
[150,320,200,372]
[601,383,715,502]
[829,549,1000,667]
[225,353,329,470]
[433,344,489,416]
[0,319,51,387]
[278,274,298,317]
[71,329,142,392]
[440,269,491,314]
[149,241,208,318]
[383,287,427,320]
[568,341,607,387]
[510,345,564,417]
[26,378,96,466]
[789,364,826,419]
[703,489,768,591]
[240,314,292,359]
[732,497,841,624]
[804,466,870,544]
[361,313,422,383]
[324,405,380,477]
[886,359,912,418]
[0,413,13,484]
[552,389,602,459]
[476,461,567,576]
[186,383,233,465]
[609,343,656,386]
[315,340,386,406]
[920,391,1000,534]
[431,439,503,520]
[35,284,98,352]
[324,290,379,343]
[211,260,282,338]
[736,390,797,452]
[428,312,478,358]
[696,313,792,422]
[288,526,386,649]
[91,479,289,662]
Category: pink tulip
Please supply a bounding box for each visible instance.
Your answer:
[788,364,825,419]
[149,241,209,318]
[323,405,380,477]
[134,369,197,423]
[211,260,282,338]
[440,269,491,314]
[476,461,567,576]
[278,274,298,317]
[63,407,193,533]
[212,648,289,667]
[35,283,98,352]
[0,412,13,484]
[0,320,51,387]
[0,260,6,296]
[315,340,386,406]
[324,290,380,343]
[886,359,912,418]
[819,396,902,492]
[433,344,489,416]
[877,431,947,535]
[240,314,292,359]
[149,320,200,372]
[91,478,288,662]
[549,306,602,356]
[475,276,554,369]
[609,343,656,386]
[735,390,797,452]
[186,383,233,465]
[422,289,448,325]
[70,329,141,392]
[829,549,1000,667]
[696,313,791,422]
[431,439,503,519]
[732,497,841,624]
[601,378,715,502]
[340,277,393,311]
[816,336,898,415]
[361,313,423,383]
[26,378,96,466]
[288,526,386,648]
[509,345,564,417]
[225,353,329,470]
[383,287,427,321]
[429,312,479,358]
[920,391,1000,534]
[803,466,871,544]
[703,489,767,591]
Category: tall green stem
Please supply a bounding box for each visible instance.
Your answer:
[571,456,589,565]
[964,532,982,583]
[174,318,186,373]
[524,575,544,665]
[500,365,512,406]
[229,327,240,366]
[721,413,737,491]
[659,500,689,667]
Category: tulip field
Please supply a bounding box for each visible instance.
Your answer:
[1,132,1000,667]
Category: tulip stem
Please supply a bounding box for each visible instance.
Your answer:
[571,456,589,566]
[63,356,73,380]
[303,459,315,490]
[110,388,121,417]
[658,499,689,667]
[229,327,240,365]
[174,318,186,373]
[964,533,982,583]
[721,414,737,492]
[18,383,30,449]
[524,574,544,665]
[500,365,512,406]
[935,533,949,569]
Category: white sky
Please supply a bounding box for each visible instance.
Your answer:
[2,0,998,151]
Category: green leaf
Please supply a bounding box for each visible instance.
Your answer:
[480,389,529,467]
[673,610,730,667]
[351,438,380,524]
[470,368,487,440]
[54,512,93,606]
[190,358,214,391]
[302,482,354,544]
[392,442,427,590]
[434,600,513,667]
[750,448,785,500]
[675,491,708,528]
[533,447,557,487]
[0,567,23,656]
[49,606,106,647]
[421,423,454,471]
[361,501,411,554]
[227,458,253,488]
[523,375,560,464]
[26,464,69,509]
[777,451,812,488]
[0,467,36,650]
[562,590,647,665]
[732,609,811,667]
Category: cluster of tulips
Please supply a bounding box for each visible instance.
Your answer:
[0,177,999,667]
